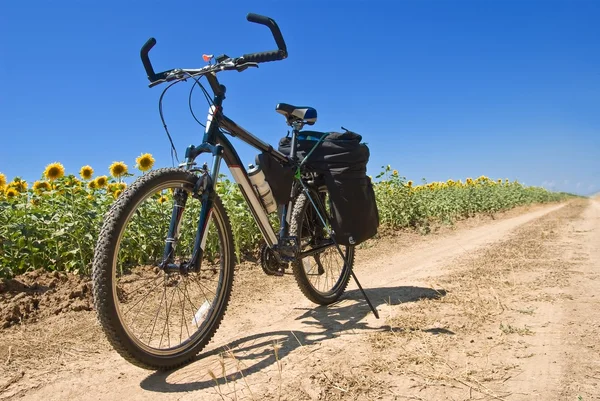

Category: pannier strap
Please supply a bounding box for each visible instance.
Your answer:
[299,132,329,166]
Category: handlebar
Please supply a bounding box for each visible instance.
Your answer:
[140,13,287,87]
[141,38,158,82]
[241,13,287,63]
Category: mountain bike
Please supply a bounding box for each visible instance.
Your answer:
[92,13,378,370]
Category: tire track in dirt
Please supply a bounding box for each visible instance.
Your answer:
[2,203,567,400]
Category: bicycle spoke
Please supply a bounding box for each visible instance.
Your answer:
[140,278,167,346]
[121,275,164,316]
[176,284,191,342]
[176,282,184,345]
[183,278,200,329]
[159,282,178,348]
[126,278,164,331]
[190,274,218,302]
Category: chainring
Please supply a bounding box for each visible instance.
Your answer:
[260,244,286,276]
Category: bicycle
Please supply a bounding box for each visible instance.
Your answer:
[92,13,378,370]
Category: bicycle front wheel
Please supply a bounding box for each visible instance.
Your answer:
[92,168,235,370]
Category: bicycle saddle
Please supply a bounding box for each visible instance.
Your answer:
[275,103,317,125]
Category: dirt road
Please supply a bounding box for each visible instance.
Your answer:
[2,199,598,400]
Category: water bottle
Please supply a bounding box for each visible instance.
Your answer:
[248,163,277,214]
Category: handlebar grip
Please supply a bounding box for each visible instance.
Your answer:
[246,13,270,25]
[246,13,287,56]
[240,50,285,64]
[141,38,158,81]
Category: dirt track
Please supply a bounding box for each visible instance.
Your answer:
[1,199,599,400]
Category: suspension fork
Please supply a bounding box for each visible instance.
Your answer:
[159,188,189,269]
[160,145,223,273]
[189,151,223,272]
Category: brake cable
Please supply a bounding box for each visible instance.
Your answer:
[158,80,182,165]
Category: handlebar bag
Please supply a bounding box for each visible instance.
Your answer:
[279,130,379,246]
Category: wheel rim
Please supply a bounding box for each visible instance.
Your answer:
[111,179,230,356]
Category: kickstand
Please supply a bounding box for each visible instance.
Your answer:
[330,239,379,319]
[350,269,379,319]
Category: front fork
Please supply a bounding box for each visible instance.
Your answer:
[160,146,223,273]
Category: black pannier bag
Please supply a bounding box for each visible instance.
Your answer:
[278,130,379,246]
[255,152,294,205]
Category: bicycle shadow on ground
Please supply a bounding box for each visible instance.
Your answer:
[140,285,450,394]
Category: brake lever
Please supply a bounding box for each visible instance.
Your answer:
[235,62,259,72]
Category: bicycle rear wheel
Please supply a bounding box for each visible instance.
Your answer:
[290,187,354,305]
[92,168,235,370]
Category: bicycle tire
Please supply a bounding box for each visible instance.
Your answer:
[290,188,354,305]
[92,168,235,370]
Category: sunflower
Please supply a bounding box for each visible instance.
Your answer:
[0,173,6,188]
[79,165,94,180]
[87,194,94,201]
[109,162,128,178]
[447,179,455,186]
[407,180,413,188]
[88,180,98,190]
[9,178,28,192]
[5,187,19,199]
[158,195,168,204]
[497,179,502,184]
[136,153,155,172]
[33,180,51,194]
[44,162,65,181]
[114,189,123,199]
[466,177,473,185]
[392,170,398,176]
[65,176,82,187]
[118,182,127,191]
[94,175,108,188]
[30,198,40,206]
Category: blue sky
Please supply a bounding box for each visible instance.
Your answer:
[1,0,598,195]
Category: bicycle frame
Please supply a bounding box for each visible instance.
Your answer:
[160,77,304,271]
[153,61,380,316]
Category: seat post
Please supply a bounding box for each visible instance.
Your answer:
[289,120,304,161]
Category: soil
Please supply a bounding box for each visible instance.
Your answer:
[0,270,93,329]
[1,200,599,400]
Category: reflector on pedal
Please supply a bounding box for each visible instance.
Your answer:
[202,54,214,62]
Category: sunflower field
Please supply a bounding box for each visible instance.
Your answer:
[0,158,572,278]
[374,166,571,231]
